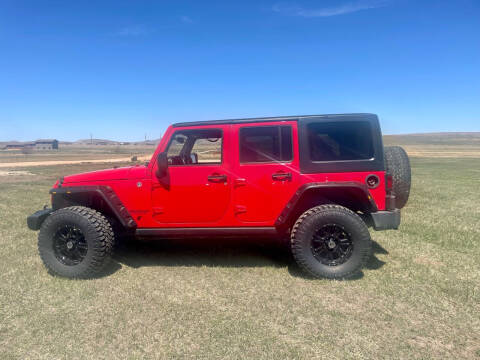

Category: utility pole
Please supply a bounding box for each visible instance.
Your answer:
[90,133,93,145]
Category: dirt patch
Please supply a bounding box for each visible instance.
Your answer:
[0,170,35,176]
[0,170,39,184]
[402,145,480,158]
[406,151,480,158]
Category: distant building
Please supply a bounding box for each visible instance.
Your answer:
[4,142,33,150]
[2,139,58,150]
[34,139,59,150]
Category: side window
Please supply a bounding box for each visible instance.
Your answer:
[307,121,374,161]
[191,137,222,163]
[166,129,222,165]
[167,133,187,158]
[239,126,293,163]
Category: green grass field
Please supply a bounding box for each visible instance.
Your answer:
[1,156,479,359]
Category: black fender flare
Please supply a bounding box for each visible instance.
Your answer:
[50,186,137,229]
[275,182,378,229]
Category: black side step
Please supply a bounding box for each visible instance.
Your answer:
[135,227,279,238]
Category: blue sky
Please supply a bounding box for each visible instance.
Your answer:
[0,0,479,141]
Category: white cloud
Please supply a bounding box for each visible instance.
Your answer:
[273,0,390,17]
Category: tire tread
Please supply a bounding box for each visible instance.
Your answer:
[290,204,371,279]
[38,206,114,278]
[384,146,411,209]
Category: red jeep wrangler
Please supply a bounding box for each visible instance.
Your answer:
[28,114,410,279]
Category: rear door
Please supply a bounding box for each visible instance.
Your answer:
[231,122,300,225]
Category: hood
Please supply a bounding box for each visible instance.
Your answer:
[62,165,147,184]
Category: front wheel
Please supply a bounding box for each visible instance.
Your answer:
[290,205,372,279]
[38,206,114,278]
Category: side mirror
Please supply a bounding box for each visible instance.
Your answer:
[156,152,168,178]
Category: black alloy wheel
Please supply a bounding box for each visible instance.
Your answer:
[311,224,353,266]
[53,224,88,266]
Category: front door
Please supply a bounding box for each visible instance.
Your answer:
[231,122,299,225]
[151,126,231,225]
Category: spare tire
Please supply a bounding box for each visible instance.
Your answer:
[384,146,411,209]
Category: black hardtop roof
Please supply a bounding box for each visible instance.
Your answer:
[172,113,377,127]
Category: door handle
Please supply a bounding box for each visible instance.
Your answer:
[272,172,292,181]
[208,174,227,183]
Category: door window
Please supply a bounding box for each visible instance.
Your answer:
[239,126,292,163]
[166,129,222,165]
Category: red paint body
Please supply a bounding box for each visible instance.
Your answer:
[58,121,386,228]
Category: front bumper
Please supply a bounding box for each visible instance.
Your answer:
[27,208,53,230]
[370,209,401,231]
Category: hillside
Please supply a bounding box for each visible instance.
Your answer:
[74,139,122,145]
[384,132,480,146]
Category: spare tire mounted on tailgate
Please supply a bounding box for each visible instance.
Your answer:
[384,146,411,209]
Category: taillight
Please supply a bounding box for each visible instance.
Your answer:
[365,174,380,189]
[386,174,393,191]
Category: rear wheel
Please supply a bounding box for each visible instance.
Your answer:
[38,206,114,278]
[290,205,372,279]
[384,146,411,209]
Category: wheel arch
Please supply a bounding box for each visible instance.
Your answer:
[275,182,378,231]
[50,186,137,230]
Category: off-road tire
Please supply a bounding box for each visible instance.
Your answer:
[38,206,114,278]
[291,205,372,279]
[384,146,411,209]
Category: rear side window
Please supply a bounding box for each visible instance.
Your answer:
[307,121,374,161]
[239,126,292,163]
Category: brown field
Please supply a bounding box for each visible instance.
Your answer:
[0,144,156,164]
[394,145,480,158]
[384,132,480,158]
[1,133,479,167]
[0,155,152,168]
